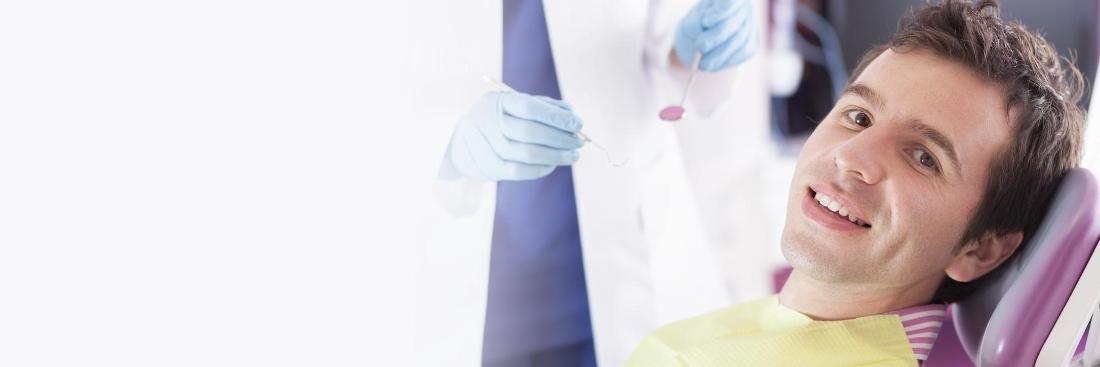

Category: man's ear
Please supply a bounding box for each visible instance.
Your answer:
[944,231,1024,283]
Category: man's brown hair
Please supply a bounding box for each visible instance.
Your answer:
[846,0,1086,303]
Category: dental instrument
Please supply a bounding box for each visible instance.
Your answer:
[659,52,702,122]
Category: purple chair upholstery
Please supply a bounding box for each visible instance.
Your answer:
[953,168,1100,366]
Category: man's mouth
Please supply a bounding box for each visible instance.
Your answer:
[806,188,872,229]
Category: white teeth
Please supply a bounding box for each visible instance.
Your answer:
[814,191,866,226]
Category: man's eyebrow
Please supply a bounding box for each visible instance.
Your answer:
[905,120,962,177]
[842,82,961,176]
[841,83,885,110]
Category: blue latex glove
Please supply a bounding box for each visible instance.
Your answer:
[674,0,759,72]
[445,91,584,181]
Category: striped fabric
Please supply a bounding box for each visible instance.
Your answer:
[885,303,948,364]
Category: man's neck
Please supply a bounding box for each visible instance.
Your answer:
[777,269,940,320]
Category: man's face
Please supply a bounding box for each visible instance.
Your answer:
[780,48,1012,292]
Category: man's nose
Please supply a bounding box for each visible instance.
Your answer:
[833,132,886,185]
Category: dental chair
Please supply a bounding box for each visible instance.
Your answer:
[952,168,1100,367]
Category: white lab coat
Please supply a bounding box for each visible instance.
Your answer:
[413,0,775,365]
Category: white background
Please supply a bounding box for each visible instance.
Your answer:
[1,1,425,365]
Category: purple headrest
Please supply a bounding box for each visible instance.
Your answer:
[953,168,1100,366]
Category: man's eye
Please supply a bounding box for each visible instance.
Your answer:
[845,110,872,127]
[912,149,939,171]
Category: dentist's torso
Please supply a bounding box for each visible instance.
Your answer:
[415,0,771,365]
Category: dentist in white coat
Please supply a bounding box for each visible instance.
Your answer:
[415,0,774,365]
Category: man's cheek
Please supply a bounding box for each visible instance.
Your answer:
[800,139,839,167]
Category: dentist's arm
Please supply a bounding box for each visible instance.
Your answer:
[656,0,776,300]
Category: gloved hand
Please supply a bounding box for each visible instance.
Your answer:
[674,0,759,72]
[444,91,584,181]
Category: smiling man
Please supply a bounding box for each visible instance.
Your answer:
[625,0,1086,366]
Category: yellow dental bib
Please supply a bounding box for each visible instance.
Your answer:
[625,296,918,367]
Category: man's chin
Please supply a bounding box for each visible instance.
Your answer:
[780,234,864,282]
